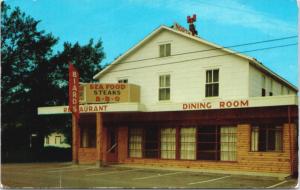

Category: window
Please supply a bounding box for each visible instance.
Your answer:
[220,127,237,161]
[128,126,237,161]
[80,126,96,148]
[251,125,283,152]
[205,69,219,97]
[160,128,176,159]
[55,136,62,144]
[262,89,266,96]
[144,127,159,158]
[159,75,170,101]
[45,137,49,144]
[262,75,266,97]
[129,128,142,158]
[269,80,273,96]
[197,126,236,161]
[128,127,159,158]
[280,85,284,95]
[180,127,196,160]
[118,79,128,83]
[197,126,220,160]
[159,43,171,57]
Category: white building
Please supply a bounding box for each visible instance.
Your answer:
[38,23,298,177]
[44,132,70,148]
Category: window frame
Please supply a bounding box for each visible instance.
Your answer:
[45,137,49,144]
[262,88,266,97]
[205,69,219,97]
[196,126,220,161]
[180,127,197,160]
[127,125,237,162]
[250,125,283,152]
[128,128,143,158]
[80,126,96,148]
[159,43,171,57]
[160,127,176,160]
[280,85,284,95]
[262,75,266,97]
[55,136,62,144]
[159,74,171,101]
[118,78,128,83]
[143,127,160,159]
[269,80,273,96]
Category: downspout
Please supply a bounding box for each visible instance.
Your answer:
[288,106,294,175]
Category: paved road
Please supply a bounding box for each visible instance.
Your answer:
[1,162,298,188]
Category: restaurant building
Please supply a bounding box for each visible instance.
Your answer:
[38,23,298,177]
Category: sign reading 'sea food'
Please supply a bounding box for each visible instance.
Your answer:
[79,83,140,104]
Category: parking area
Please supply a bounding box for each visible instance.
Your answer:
[1,162,298,188]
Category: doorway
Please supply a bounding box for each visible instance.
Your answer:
[106,128,118,163]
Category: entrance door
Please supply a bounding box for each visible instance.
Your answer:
[106,128,118,163]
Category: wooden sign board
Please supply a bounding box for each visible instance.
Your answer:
[79,83,140,104]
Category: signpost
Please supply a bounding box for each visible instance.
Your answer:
[69,63,80,120]
[68,63,80,164]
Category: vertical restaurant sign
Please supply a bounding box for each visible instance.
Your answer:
[68,63,80,120]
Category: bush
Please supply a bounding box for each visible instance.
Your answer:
[2,147,72,163]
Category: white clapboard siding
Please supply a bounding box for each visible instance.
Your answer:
[98,28,296,107]
[249,65,296,97]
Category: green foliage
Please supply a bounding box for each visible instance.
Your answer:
[1,1,105,151]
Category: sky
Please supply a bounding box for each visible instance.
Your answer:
[6,0,299,86]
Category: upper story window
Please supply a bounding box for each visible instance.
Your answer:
[159,75,170,101]
[280,85,284,95]
[262,75,266,97]
[159,43,171,57]
[205,69,219,97]
[269,80,273,96]
[118,79,128,83]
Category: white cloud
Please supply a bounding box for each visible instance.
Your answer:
[130,0,297,36]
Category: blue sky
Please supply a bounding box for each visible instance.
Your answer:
[6,0,298,86]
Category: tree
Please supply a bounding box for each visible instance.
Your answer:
[50,40,105,105]
[1,2,105,155]
[1,2,58,151]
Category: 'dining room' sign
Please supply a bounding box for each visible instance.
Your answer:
[79,83,139,104]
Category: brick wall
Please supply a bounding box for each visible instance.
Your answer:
[118,127,128,163]
[78,148,97,164]
[119,124,297,175]
[76,123,297,175]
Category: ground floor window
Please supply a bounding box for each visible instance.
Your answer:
[128,125,237,161]
[220,127,237,161]
[144,127,159,158]
[197,126,220,160]
[80,126,96,148]
[251,125,282,152]
[129,128,142,158]
[180,127,196,160]
[161,128,176,159]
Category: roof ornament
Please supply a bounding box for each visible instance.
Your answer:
[187,14,198,36]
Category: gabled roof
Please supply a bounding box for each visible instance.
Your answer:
[93,25,297,91]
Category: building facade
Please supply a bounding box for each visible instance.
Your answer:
[38,24,298,176]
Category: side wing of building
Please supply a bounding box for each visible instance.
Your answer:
[249,64,297,97]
